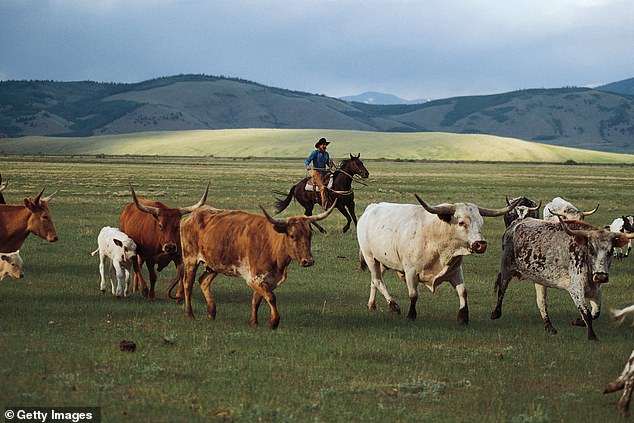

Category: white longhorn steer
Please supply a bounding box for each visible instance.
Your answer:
[91,226,138,297]
[357,194,517,324]
[0,250,24,281]
[543,196,599,221]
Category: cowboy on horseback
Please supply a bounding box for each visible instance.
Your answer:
[305,137,334,209]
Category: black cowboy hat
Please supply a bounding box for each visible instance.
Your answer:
[315,138,330,148]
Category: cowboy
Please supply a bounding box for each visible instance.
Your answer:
[305,137,334,209]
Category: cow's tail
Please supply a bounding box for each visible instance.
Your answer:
[274,186,295,214]
[359,249,368,272]
[167,263,184,301]
[90,248,99,257]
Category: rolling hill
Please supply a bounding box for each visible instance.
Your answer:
[1,74,633,154]
[1,128,632,164]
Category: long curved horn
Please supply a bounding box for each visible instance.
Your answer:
[479,197,521,217]
[260,205,289,227]
[548,208,567,219]
[179,182,210,215]
[130,184,159,217]
[556,215,593,237]
[528,200,542,211]
[415,194,456,215]
[308,200,338,223]
[581,204,600,217]
[43,190,58,203]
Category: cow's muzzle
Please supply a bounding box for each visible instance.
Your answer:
[162,243,178,255]
[471,241,487,254]
[47,234,59,242]
[593,272,609,284]
[299,257,315,267]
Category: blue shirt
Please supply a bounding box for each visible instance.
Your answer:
[305,150,331,174]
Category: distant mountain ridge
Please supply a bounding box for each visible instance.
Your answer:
[597,77,634,96]
[340,91,428,105]
[1,74,633,154]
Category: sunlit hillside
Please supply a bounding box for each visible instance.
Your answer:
[2,129,633,163]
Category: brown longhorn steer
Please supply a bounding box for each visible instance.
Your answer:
[179,202,335,329]
[0,189,58,253]
[119,184,208,299]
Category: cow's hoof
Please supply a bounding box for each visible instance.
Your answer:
[406,310,417,320]
[100,290,105,295]
[388,301,401,314]
[368,302,377,311]
[571,317,587,327]
[544,324,557,335]
[141,288,150,298]
[457,307,469,325]
[490,309,501,320]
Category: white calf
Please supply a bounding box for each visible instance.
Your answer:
[91,226,137,297]
[0,251,24,281]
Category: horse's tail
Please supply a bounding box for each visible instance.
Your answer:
[274,185,296,214]
[359,249,368,271]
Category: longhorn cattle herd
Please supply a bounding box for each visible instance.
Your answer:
[2,169,634,415]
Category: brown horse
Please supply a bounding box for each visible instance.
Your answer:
[275,154,369,233]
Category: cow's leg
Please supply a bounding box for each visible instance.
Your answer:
[182,258,199,319]
[247,281,280,329]
[123,266,131,297]
[114,264,126,298]
[447,267,468,324]
[98,254,107,294]
[250,291,263,326]
[147,262,158,299]
[573,286,602,326]
[535,284,557,335]
[619,381,634,417]
[108,262,117,296]
[404,268,419,320]
[366,257,400,314]
[132,256,149,297]
[490,271,512,320]
[198,270,218,320]
[568,285,598,341]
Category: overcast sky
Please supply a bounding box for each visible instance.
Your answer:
[1,0,633,100]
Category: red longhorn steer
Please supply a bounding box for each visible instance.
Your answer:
[0,189,58,253]
[119,184,208,299]
[179,202,335,329]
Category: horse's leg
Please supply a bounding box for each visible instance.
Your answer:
[338,202,353,233]
[299,190,327,234]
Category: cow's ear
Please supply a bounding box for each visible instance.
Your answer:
[1,255,7,261]
[24,198,35,210]
[437,214,453,223]
[614,236,629,249]
[273,224,288,234]
[113,238,124,247]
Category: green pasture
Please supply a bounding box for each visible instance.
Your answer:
[2,156,634,422]
[2,128,634,163]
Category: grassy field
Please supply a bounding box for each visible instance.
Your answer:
[2,128,634,163]
[2,156,634,422]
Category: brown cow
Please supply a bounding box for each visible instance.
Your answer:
[179,202,336,329]
[119,184,208,299]
[0,189,58,253]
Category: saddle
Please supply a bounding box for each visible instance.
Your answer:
[305,174,333,192]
